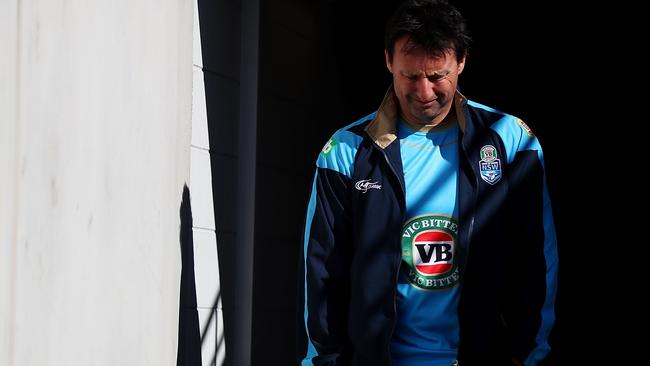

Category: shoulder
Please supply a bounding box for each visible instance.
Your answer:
[316,112,375,178]
[468,100,542,164]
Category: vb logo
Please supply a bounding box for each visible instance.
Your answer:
[401,215,459,290]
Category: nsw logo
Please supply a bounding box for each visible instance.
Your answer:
[354,179,382,193]
[479,145,502,185]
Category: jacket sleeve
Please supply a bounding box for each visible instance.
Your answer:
[504,121,559,366]
[297,138,354,366]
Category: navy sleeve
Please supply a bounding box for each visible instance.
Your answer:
[297,132,359,366]
[498,119,558,366]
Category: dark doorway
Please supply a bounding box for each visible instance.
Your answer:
[205,0,599,364]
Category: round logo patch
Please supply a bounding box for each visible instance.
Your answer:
[516,118,534,136]
[401,215,459,290]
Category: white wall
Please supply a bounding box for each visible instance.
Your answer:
[0,0,193,365]
[0,0,19,364]
[191,2,226,364]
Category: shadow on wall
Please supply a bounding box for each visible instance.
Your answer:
[176,184,224,366]
[177,184,201,365]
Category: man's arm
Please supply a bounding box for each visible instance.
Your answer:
[297,135,356,366]
[504,123,559,366]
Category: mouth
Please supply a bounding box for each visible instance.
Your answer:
[415,99,436,108]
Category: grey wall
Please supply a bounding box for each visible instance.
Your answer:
[0,0,193,364]
[190,1,226,364]
[197,0,241,365]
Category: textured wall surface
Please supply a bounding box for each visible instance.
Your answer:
[0,1,192,365]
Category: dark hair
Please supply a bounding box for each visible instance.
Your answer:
[385,0,471,62]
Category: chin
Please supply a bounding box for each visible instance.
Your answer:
[414,111,439,122]
[414,116,437,124]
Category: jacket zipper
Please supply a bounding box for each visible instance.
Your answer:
[459,104,478,273]
[376,143,405,365]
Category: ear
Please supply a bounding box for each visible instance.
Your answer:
[385,49,394,73]
[457,54,467,75]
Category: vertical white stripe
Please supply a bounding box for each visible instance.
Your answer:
[191,1,225,364]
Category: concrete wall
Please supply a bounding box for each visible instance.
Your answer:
[0,0,19,363]
[196,0,241,364]
[191,1,226,364]
[0,0,192,365]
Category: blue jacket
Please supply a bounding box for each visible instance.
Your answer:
[298,88,558,366]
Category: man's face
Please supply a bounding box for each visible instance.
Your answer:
[386,36,466,126]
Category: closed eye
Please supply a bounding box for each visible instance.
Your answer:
[427,73,449,82]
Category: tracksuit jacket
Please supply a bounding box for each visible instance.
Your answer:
[297,87,559,366]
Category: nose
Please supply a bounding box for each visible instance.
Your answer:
[414,78,436,102]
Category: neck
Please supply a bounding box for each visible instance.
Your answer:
[400,107,456,133]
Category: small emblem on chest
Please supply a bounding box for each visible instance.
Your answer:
[354,179,382,193]
[479,145,502,185]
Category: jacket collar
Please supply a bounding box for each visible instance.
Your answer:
[365,85,469,149]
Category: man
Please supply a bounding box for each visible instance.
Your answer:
[297,1,558,365]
